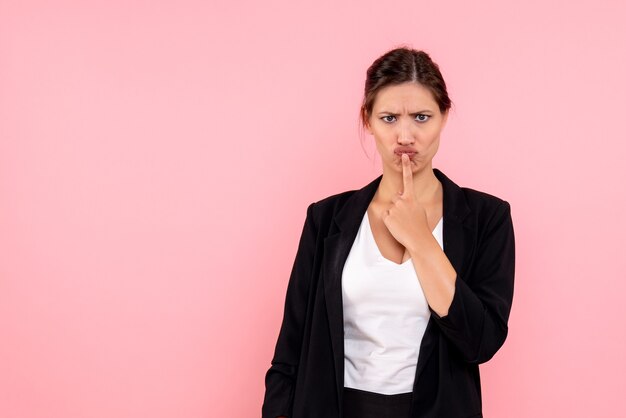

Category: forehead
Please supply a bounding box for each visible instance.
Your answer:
[373,82,438,112]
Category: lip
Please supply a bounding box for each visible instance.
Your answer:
[394,146,417,155]
[394,148,417,158]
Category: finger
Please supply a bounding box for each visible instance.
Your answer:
[402,153,414,197]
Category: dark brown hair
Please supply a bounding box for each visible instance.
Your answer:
[359,46,452,129]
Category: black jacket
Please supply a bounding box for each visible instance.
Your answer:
[262,168,516,418]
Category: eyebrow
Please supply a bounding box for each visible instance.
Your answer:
[377,110,434,116]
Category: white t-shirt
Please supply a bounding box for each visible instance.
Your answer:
[342,210,444,395]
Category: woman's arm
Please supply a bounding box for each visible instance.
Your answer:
[262,202,318,418]
[409,200,516,364]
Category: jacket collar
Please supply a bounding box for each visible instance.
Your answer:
[332,168,471,233]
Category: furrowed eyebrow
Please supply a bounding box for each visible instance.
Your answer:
[377,110,434,116]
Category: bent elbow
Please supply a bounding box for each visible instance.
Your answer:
[467,324,509,364]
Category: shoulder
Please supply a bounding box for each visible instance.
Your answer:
[305,189,358,225]
[313,189,357,210]
[461,186,510,212]
[459,186,513,239]
[435,168,511,216]
[434,167,512,229]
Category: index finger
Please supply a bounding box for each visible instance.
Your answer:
[401,153,414,197]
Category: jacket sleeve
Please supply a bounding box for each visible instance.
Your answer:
[429,200,516,364]
[262,202,317,418]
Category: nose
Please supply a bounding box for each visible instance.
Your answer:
[397,119,415,144]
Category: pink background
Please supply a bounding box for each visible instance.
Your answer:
[1,1,625,417]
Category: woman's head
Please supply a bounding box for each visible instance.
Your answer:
[360,47,452,176]
[360,47,452,127]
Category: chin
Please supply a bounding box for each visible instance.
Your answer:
[388,160,417,172]
[393,157,417,166]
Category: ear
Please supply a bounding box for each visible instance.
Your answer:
[364,120,372,135]
[441,109,449,128]
[362,108,373,135]
[364,117,373,135]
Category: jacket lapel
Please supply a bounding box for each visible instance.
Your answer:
[322,174,380,401]
[322,168,474,407]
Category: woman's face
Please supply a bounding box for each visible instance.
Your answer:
[365,81,449,175]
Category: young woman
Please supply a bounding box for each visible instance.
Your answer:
[262,47,516,418]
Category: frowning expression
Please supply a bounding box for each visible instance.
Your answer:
[365,81,449,174]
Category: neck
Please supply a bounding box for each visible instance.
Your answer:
[375,165,440,205]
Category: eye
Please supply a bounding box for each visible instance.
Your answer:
[381,115,396,123]
[415,114,430,122]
